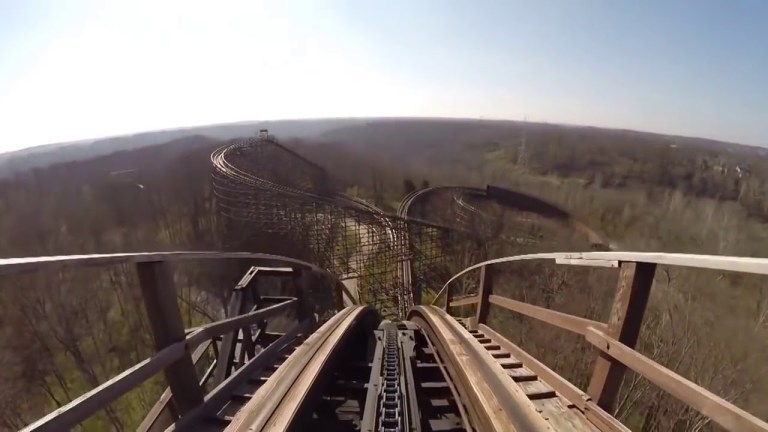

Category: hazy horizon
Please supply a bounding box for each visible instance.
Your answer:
[3,115,760,158]
[2,1,766,152]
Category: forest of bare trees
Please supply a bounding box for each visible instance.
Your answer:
[1,119,767,430]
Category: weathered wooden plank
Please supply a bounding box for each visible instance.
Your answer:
[21,343,185,432]
[137,340,214,432]
[479,324,629,432]
[186,299,297,350]
[439,252,768,294]
[450,295,480,307]
[489,295,607,335]
[0,252,320,276]
[170,319,312,431]
[586,327,768,432]
[533,398,599,432]
[507,367,538,382]
[225,307,371,431]
[496,357,524,369]
[5,250,768,281]
[587,262,655,411]
[555,258,619,268]
[408,307,551,432]
[518,380,556,400]
[136,261,204,414]
[213,287,249,385]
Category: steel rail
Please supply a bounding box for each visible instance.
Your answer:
[224,305,375,431]
[408,306,552,432]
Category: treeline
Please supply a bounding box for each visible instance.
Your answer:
[0,135,237,430]
[300,120,768,429]
[310,119,768,221]
[2,118,767,430]
[0,132,416,430]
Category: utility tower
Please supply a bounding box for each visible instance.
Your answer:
[517,117,528,169]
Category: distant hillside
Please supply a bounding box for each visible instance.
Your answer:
[317,118,765,156]
[0,118,369,177]
[1,116,764,178]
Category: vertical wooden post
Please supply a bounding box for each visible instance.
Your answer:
[213,285,245,384]
[411,278,422,307]
[587,261,656,411]
[293,268,313,322]
[136,261,204,415]
[444,285,453,313]
[476,265,493,324]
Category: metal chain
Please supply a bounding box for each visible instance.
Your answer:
[378,328,402,432]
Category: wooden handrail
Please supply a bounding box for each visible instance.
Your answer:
[20,298,299,432]
[138,340,215,432]
[434,251,768,305]
[449,295,480,307]
[21,343,187,432]
[586,327,768,432]
[185,299,296,348]
[479,324,630,432]
[0,251,326,276]
[439,252,768,432]
[488,294,607,335]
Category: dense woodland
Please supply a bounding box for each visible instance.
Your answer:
[0,118,767,430]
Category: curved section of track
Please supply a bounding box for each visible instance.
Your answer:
[399,185,605,246]
[213,137,407,317]
[398,185,609,295]
[224,305,377,431]
[408,306,552,432]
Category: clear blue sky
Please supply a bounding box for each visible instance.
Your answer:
[0,0,766,151]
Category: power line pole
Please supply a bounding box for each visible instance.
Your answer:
[517,116,528,169]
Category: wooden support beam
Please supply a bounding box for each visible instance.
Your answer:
[293,269,313,321]
[213,288,245,385]
[137,340,214,432]
[555,258,619,268]
[489,295,606,335]
[587,261,656,412]
[444,284,453,313]
[136,261,204,415]
[450,295,480,307]
[476,265,493,324]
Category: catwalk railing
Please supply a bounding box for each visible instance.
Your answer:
[435,251,768,432]
[4,252,345,432]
